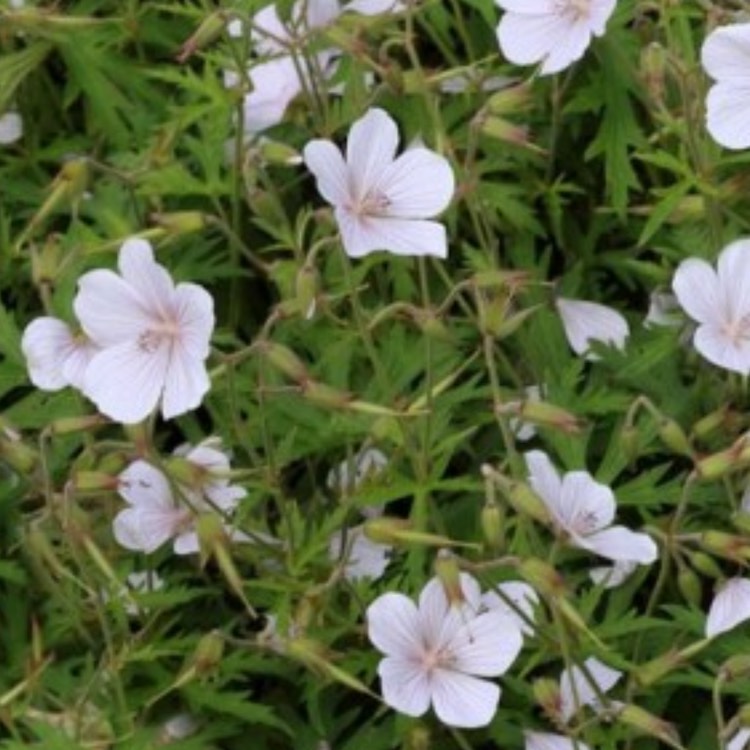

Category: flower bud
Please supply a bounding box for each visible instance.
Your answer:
[657,418,693,457]
[32,234,63,286]
[506,480,551,525]
[695,443,750,482]
[151,211,206,235]
[477,290,508,337]
[700,530,750,562]
[616,704,680,747]
[677,565,702,607]
[480,116,530,146]
[403,726,431,750]
[295,264,319,320]
[73,471,118,492]
[688,551,723,579]
[640,42,667,103]
[472,269,530,289]
[260,341,309,381]
[720,655,750,682]
[504,399,581,435]
[620,424,639,465]
[533,678,562,719]
[634,649,685,687]
[480,498,504,553]
[49,415,106,435]
[486,84,532,115]
[176,11,229,63]
[434,550,464,606]
[303,381,352,409]
[258,139,303,166]
[193,630,225,675]
[518,558,565,598]
[0,437,37,474]
[691,407,729,441]
[287,638,375,696]
[363,517,475,549]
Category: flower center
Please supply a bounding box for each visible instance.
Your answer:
[723,314,750,348]
[556,0,591,20]
[352,189,391,218]
[422,646,456,673]
[574,510,601,535]
[137,321,180,354]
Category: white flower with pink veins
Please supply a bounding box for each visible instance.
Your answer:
[367,573,523,728]
[73,238,214,424]
[495,0,617,76]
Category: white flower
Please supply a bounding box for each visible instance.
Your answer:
[344,0,405,13]
[438,72,515,94]
[0,111,23,145]
[525,731,591,750]
[645,291,682,328]
[559,657,622,722]
[706,578,750,638]
[327,447,389,494]
[329,525,391,581]
[303,107,455,258]
[589,559,637,588]
[21,317,98,391]
[160,713,200,742]
[482,580,539,635]
[495,0,616,76]
[702,24,750,150]
[113,442,245,555]
[525,450,658,564]
[73,238,214,424]
[251,0,340,55]
[672,239,750,375]
[727,727,750,750]
[556,297,629,358]
[367,573,523,728]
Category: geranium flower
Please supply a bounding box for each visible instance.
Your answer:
[21,317,98,391]
[113,441,245,555]
[73,238,214,424]
[303,107,455,258]
[556,297,629,358]
[495,0,616,76]
[525,451,657,564]
[672,239,750,375]
[482,580,539,636]
[525,731,591,750]
[705,578,750,638]
[559,657,622,722]
[0,111,23,145]
[367,573,523,728]
[701,24,750,150]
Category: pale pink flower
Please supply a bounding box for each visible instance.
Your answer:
[367,573,523,728]
[706,578,750,638]
[525,731,591,750]
[21,317,98,391]
[701,24,750,150]
[556,297,629,358]
[672,240,750,375]
[482,581,539,636]
[0,111,23,145]
[304,108,455,258]
[525,450,657,564]
[559,657,622,722]
[495,0,616,76]
[73,238,214,424]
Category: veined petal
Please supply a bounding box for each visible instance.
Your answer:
[558,471,616,535]
[702,24,750,83]
[450,611,523,676]
[22,317,76,391]
[367,592,421,659]
[377,147,454,218]
[378,657,431,718]
[706,577,750,638]
[331,527,390,582]
[118,460,174,509]
[113,507,182,553]
[559,657,623,722]
[717,239,750,322]
[244,58,302,133]
[303,139,350,207]
[173,283,215,361]
[496,12,566,67]
[430,670,500,728]
[346,108,398,204]
[482,581,539,635]
[83,341,168,424]
[705,82,750,150]
[525,450,563,515]
[345,0,404,13]
[495,0,556,12]
[525,731,591,750]
[419,574,482,651]
[589,560,637,589]
[337,210,448,258]
[118,238,175,322]
[556,298,629,357]
[727,727,750,750]
[578,526,658,564]
[160,344,210,421]
[539,18,593,76]
[693,323,750,375]
[173,531,200,555]
[672,257,721,325]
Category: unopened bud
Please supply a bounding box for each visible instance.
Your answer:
[506,480,551,525]
[688,551,723,579]
[518,558,565,598]
[434,550,464,606]
[403,725,431,750]
[363,517,475,549]
[486,84,532,115]
[616,704,680,747]
[695,440,750,481]
[620,424,639,465]
[287,638,374,696]
[259,139,303,166]
[657,418,693,457]
[303,381,352,409]
[0,438,37,474]
[505,399,581,435]
[32,234,63,285]
[533,678,562,719]
[472,269,529,290]
[634,649,684,687]
[480,498,504,553]
[151,211,206,234]
[700,530,750,562]
[73,471,117,492]
[176,11,229,63]
[49,415,106,435]
[641,42,667,103]
[193,630,225,674]
[720,655,750,682]
[480,116,529,146]
[677,565,702,607]
[692,407,728,441]
[295,264,319,320]
[260,341,308,381]
[477,291,508,337]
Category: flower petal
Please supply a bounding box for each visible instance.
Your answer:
[118,460,174,509]
[377,656,431,718]
[173,283,215,361]
[430,670,500,728]
[525,731,591,750]
[367,592,420,659]
[589,560,637,589]
[672,258,721,325]
[578,526,658,564]
[496,12,566,67]
[706,82,750,151]
[482,581,539,635]
[304,139,350,207]
[160,344,210,421]
[21,317,75,391]
[243,58,302,133]
[539,18,594,76]
[118,238,175,321]
[693,323,750,375]
[0,111,23,145]
[702,24,750,83]
[706,577,750,638]
[449,611,523,677]
[377,147,454,218]
[173,531,200,555]
[727,727,750,750]
[558,470,616,535]
[717,239,750,322]
[556,298,629,357]
[346,108,399,203]
[113,507,182,553]
[525,450,563,511]
[559,657,623,722]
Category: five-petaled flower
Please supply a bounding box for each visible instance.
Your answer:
[495,0,617,76]
[304,107,455,258]
[73,238,214,424]
[701,24,750,150]
[367,572,523,728]
[672,239,750,375]
[525,450,658,564]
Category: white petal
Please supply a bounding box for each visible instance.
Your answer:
[717,239,750,323]
[495,1,557,12]
[693,323,750,375]
[539,18,595,76]
[83,341,168,424]
[118,238,175,320]
[367,592,421,659]
[430,670,500,728]
[336,210,448,258]
[173,531,200,555]
[705,82,750,150]
[556,298,629,357]
[113,507,182,553]
[21,317,76,391]
[243,58,302,133]
[558,470,616,535]
[60,337,98,390]
[377,147,455,218]
[118,460,174,509]
[496,12,566,67]
[0,112,23,145]
[251,3,290,55]
[702,24,750,83]
[645,291,681,328]
[377,657,431,718]
[727,727,750,750]
[706,578,750,638]
[449,611,523,676]
[304,139,350,207]
[346,108,398,204]
[482,581,539,635]
[579,526,658,564]
[418,573,482,650]
[672,258,721,325]
[559,657,623,722]
[74,269,152,347]
[331,527,390,581]
[346,0,404,13]
[589,560,637,588]
[160,344,210,421]
[525,450,563,511]
[525,731,591,750]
